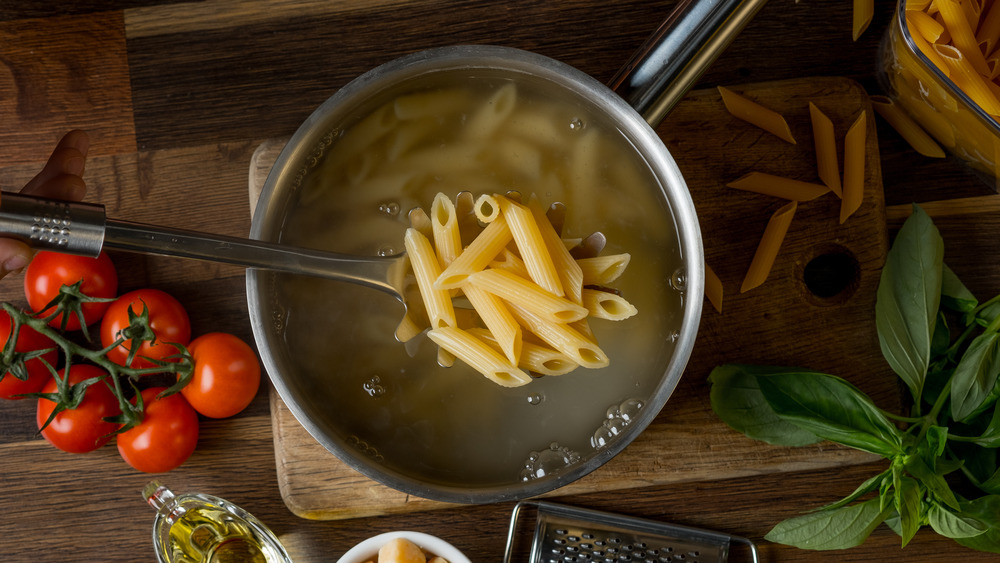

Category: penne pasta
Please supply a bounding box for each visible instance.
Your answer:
[907,8,946,43]
[576,253,631,286]
[529,196,584,304]
[808,102,842,197]
[841,111,867,224]
[870,95,946,158]
[507,303,609,369]
[426,327,532,387]
[464,82,517,140]
[933,44,1000,115]
[474,193,500,223]
[430,192,463,267]
[489,247,530,278]
[467,268,587,323]
[404,228,456,329]
[726,172,830,201]
[385,117,438,161]
[717,86,797,144]
[581,289,638,321]
[435,214,513,289]
[936,0,992,76]
[853,0,874,40]
[977,0,1000,55]
[704,262,723,314]
[393,88,471,120]
[462,283,522,364]
[497,195,564,297]
[394,311,425,343]
[741,201,797,293]
[467,328,577,376]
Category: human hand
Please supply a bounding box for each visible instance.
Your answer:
[0,130,90,279]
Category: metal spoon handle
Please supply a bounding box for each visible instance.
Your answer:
[0,192,397,293]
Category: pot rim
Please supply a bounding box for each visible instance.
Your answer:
[248,44,704,504]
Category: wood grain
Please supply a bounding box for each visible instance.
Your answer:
[261,76,893,520]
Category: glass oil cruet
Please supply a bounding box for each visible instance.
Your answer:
[143,481,292,563]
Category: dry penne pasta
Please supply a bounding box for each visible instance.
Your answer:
[467,269,587,324]
[507,302,609,369]
[404,228,456,329]
[426,326,532,387]
[870,95,945,158]
[581,289,638,321]
[430,192,462,267]
[840,111,867,224]
[741,201,797,293]
[462,283,522,364]
[978,0,1000,55]
[705,262,723,314]
[576,253,631,285]
[726,172,830,201]
[936,0,990,76]
[933,44,1000,115]
[808,102,842,196]
[853,0,874,40]
[718,86,796,144]
[435,214,512,289]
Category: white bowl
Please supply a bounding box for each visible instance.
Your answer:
[336,531,472,563]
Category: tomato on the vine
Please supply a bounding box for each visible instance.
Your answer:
[24,251,118,331]
[101,288,191,369]
[181,332,260,418]
[0,310,59,399]
[117,387,199,473]
[36,364,120,453]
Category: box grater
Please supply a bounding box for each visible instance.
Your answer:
[503,500,760,563]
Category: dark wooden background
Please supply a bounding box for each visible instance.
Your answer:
[2,0,1000,561]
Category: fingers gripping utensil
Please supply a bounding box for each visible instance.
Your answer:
[0,191,411,302]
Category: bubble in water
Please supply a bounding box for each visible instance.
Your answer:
[591,397,645,449]
[378,200,401,217]
[526,393,544,406]
[363,375,386,398]
[668,330,680,343]
[376,244,397,257]
[348,435,384,462]
[669,267,687,292]
[519,442,581,481]
[569,117,585,132]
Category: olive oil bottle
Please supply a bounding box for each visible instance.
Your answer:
[143,481,291,563]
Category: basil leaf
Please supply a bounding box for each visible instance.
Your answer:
[951,331,1000,422]
[812,469,890,512]
[876,204,943,403]
[955,496,1000,553]
[707,365,820,447]
[978,466,1000,495]
[893,463,923,546]
[973,401,1000,448]
[905,451,959,510]
[764,497,892,550]
[756,371,903,457]
[941,263,977,313]
[928,504,988,539]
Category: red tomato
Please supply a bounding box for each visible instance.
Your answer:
[36,364,120,453]
[24,251,118,331]
[117,387,199,473]
[0,310,59,399]
[181,332,261,418]
[101,289,191,369]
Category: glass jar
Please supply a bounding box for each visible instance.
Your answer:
[143,481,292,563]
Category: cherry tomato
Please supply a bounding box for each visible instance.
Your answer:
[101,288,191,369]
[24,251,118,331]
[0,310,59,399]
[181,332,261,418]
[117,387,199,473]
[36,364,120,453]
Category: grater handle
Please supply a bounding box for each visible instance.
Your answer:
[0,192,107,257]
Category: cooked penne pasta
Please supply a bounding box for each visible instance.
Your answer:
[426,327,532,387]
[726,172,830,201]
[493,136,543,180]
[435,214,513,289]
[393,88,471,120]
[488,247,530,278]
[808,102,842,197]
[870,95,945,158]
[841,111,867,224]
[497,195,564,297]
[385,117,438,161]
[408,206,434,240]
[467,268,587,323]
[581,289,638,321]
[741,201,797,293]
[507,303,609,369]
[430,192,463,267]
[705,262,723,314]
[404,228,456,329]
[463,283,522,364]
[474,193,500,223]
[718,86,796,144]
[576,253,631,285]
[468,328,577,376]
[395,311,425,343]
[529,197,583,304]
[464,82,517,140]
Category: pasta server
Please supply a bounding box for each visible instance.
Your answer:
[0,191,413,301]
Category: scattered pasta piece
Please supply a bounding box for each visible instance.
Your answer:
[741,201,797,294]
[718,86,796,144]
[840,111,867,224]
[852,0,874,41]
[704,262,723,314]
[808,102,842,196]
[870,95,945,158]
[726,171,830,201]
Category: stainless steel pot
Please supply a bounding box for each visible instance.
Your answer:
[248,0,765,503]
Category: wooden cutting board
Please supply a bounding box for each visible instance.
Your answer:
[251,76,893,520]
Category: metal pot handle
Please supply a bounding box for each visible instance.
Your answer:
[609,0,770,126]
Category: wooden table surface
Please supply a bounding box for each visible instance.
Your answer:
[2,0,1000,561]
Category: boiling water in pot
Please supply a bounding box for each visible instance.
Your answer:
[272,68,686,488]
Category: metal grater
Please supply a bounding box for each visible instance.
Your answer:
[503,500,760,563]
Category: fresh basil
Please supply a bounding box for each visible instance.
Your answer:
[709,205,1000,554]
